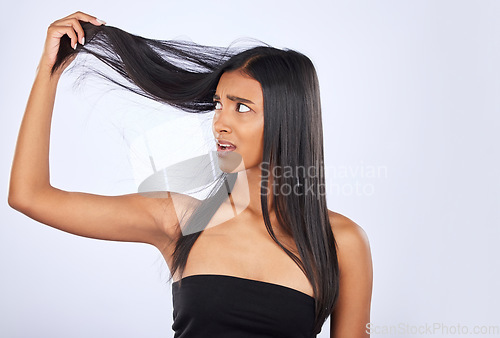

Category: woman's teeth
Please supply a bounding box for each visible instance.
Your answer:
[217,142,236,151]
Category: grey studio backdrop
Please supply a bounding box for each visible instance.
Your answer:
[1,1,499,337]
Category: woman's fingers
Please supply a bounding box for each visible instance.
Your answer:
[49,25,78,49]
[56,18,86,46]
[39,11,106,74]
[57,11,106,27]
[53,12,107,46]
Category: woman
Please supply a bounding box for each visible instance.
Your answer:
[8,11,373,337]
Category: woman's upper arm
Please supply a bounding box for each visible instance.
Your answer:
[8,186,181,248]
[329,211,373,338]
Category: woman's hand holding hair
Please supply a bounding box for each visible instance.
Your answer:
[9,11,106,205]
[8,11,177,249]
[38,11,106,78]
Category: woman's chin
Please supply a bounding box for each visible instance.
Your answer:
[216,151,246,173]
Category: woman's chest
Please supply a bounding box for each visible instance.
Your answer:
[163,219,315,298]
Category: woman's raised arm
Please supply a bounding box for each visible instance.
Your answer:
[8,11,178,249]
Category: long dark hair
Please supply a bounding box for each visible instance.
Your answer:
[53,21,339,335]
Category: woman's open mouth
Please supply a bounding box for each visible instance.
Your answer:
[216,139,237,157]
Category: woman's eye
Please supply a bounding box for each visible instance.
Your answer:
[213,101,250,113]
[237,103,251,113]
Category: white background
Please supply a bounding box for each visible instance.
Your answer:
[1,1,499,337]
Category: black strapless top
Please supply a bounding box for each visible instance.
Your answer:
[171,274,316,338]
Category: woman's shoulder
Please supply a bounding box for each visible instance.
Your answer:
[326,214,373,333]
[327,210,371,258]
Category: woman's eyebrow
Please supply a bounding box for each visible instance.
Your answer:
[213,94,255,105]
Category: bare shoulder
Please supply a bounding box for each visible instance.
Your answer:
[328,210,373,336]
[328,210,371,254]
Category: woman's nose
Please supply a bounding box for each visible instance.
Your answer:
[212,110,232,134]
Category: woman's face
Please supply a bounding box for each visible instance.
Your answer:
[212,70,264,173]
